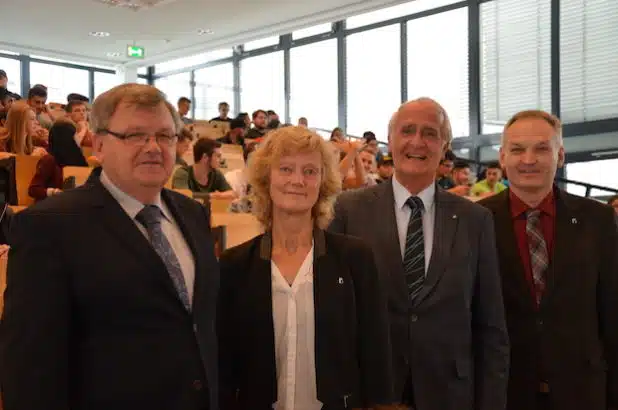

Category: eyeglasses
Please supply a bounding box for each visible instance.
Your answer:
[100,129,178,146]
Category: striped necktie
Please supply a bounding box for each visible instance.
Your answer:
[526,209,548,306]
[403,196,425,302]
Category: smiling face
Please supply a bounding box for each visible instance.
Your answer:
[269,151,322,218]
[500,116,564,195]
[390,100,448,190]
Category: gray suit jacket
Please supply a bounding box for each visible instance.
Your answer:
[329,179,509,410]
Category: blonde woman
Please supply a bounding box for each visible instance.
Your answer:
[217,126,393,410]
[0,100,47,156]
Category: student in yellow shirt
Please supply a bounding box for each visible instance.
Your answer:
[471,161,507,198]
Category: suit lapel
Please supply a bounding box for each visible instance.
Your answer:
[373,180,409,309]
[414,188,458,307]
[491,191,536,309]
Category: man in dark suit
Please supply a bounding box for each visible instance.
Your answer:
[330,98,509,410]
[480,109,618,410]
[0,84,219,410]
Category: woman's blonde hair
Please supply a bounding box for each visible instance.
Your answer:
[3,100,34,155]
[249,126,342,230]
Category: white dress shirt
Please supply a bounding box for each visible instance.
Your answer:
[224,168,249,198]
[271,245,322,410]
[392,175,436,274]
[100,171,196,303]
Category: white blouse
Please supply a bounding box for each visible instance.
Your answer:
[271,245,322,410]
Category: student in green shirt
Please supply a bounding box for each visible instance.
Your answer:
[172,138,236,200]
[470,161,507,198]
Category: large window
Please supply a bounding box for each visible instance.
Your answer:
[290,40,338,131]
[347,0,462,29]
[346,24,401,141]
[566,158,618,197]
[292,23,332,40]
[155,49,233,75]
[240,51,285,118]
[94,72,121,98]
[244,36,280,51]
[560,0,618,123]
[407,7,469,137]
[0,57,21,95]
[155,72,191,111]
[30,62,89,103]
[480,0,552,134]
[194,63,235,120]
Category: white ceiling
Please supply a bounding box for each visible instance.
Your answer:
[0,0,404,69]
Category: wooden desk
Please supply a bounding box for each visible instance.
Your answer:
[212,212,262,249]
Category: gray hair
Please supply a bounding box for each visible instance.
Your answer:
[389,97,453,148]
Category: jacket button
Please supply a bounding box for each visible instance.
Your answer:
[410,314,418,322]
[192,380,203,391]
[193,324,198,333]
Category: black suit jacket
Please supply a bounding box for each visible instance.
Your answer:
[217,229,393,410]
[0,179,219,410]
[480,188,618,410]
[330,180,509,410]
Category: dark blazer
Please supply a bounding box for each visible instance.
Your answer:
[480,188,618,410]
[0,178,219,410]
[329,179,509,410]
[217,229,393,410]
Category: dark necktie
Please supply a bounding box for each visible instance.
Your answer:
[136,205,191,311]
[526,209,548,306]
[403,196,425,302]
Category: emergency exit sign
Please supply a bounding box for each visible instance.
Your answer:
[127,45,145,59]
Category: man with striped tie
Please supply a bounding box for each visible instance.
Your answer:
[480,110,618,410]
[330,97,509,410]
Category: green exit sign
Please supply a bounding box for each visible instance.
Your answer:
[127,45,145,59]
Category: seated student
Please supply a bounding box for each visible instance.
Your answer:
[175,127,194,167]
[65,100,94,147]
[172,138,236,200]
[1,100,47,156]
[210,101,232,123]
[470,161,507,198]
[28,119,88,201]
[217,117,245,145]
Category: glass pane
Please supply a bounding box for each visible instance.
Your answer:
[243,36,280,51]
[138,67,148,75]
[346,24,401,141]
[194,63,235,120]
[94,72,122,98]
[155,72,192,111]
[290,39,338,132]
[30,62,89,104]
[137,77,148,85]
[347,0,462,29]
[0,56,21,95]
[407,7,469,138]
[240,51,285,119]
[566,159,618,197]
[292,23,333,39]
[560,0,618,122]
[155,49,233,75]
[480,0,552,134]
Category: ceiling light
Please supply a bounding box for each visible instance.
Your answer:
[106,52,122,57]
[90,31,111,38]
[197,29,214,35]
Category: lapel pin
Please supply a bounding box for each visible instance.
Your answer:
[452,214,458,219]
[571,217,578,224]
[338,277,344,285]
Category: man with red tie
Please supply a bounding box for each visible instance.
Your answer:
[481,109,618,410]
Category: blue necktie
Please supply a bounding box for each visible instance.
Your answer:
[136,205,191,311]
[403,196,425,302]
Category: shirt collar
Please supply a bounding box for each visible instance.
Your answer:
[392,174,436,212]
[99,170,172,222]
[509,187,556,218]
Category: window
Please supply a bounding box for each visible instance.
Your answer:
[346,24,401,141]
[194,63,235,120]
[138,67,148,75]
[566,159,618,197]
[0,57,21,95]
[155,72,191,113]
[292,23,333,40]
[407,7,469,137]
[240,51,285,118]
[154,49,233,75]
[290,40,338,132]
[30,62,89,103]
[94,72,121,98]
[243,36,280,51]
[560,0,618,123]
[347,0,462,29]
[480,0,552,134]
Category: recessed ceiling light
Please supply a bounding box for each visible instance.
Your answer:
[197,29,214,35]
[90,31,111,38]
[106,52,122,57]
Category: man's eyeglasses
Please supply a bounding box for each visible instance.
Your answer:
[100,129,178,146]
